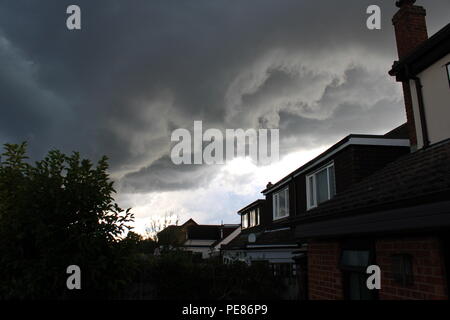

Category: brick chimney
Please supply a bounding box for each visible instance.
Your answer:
[392,0,428,149]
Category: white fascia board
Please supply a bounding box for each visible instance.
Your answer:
[349,138,410,147]
[262,177,292,195]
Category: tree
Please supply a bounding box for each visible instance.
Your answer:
[121,231,157,256]
[0,142,134,299]
[145,212,179,242]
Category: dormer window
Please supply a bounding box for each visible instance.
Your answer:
[242,208,260,229]
[273,187,289,220]
[306,162,336,210]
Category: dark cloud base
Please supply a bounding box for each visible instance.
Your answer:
[1,0,448,193]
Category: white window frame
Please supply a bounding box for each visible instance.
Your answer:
[241,213,248,229]
[247,208,260,228]
[306,162,336,210]
[272,187,289,221]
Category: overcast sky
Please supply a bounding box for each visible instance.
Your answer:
[1,0,449,234]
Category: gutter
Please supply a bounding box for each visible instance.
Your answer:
[412,76,430,148]
[404,62,430,148]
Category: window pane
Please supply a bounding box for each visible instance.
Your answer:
[316,168,329,204]
[250,210,255,226]
[242,214,248,228]
[308,176,315,207]
[328,166,336,197]
[392,254,414,286]
[285,188,289,216]
[341,250,370,268]
[273,195,278,218]
[279,190,286,217]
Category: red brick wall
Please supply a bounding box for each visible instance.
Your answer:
[308,241,343,300]
[376,237,448,300]
[392,4,428,59]
[307,237,448,300]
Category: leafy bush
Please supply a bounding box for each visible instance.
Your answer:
[0,143,134,299]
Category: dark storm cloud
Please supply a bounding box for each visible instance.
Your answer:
[0,0,448,192]
[119,155,219,193]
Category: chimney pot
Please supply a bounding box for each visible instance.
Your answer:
[392,1,428,59]
[396,0,416,8]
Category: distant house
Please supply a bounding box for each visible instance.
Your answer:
[157,219,239,259]
[157,218,198,248]
[222,199,300,266]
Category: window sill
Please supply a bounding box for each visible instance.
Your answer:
[273,215,289,222]
[307,196,336,212]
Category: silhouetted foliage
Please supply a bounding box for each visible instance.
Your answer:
[0,143,135,299]
[127,252,285,300]
[0,143,283,300]
[146,212,180,243]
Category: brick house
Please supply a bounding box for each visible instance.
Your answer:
[221,128,411,299]
[221,0,449,300]
[293,0,450,300]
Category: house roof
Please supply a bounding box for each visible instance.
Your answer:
[187,225,221,240]
[211,226,241,248]
[262,126,410,195]
[221,225,240,238]
[237,199,265,215]
[389,23,450,81]
[384,123,408,139]
[295,200,450,239]
[222,227,297,250]
[185,224,239,240]
[181,218,198,227]
[294,139,450,238]
[157,218,197,238]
